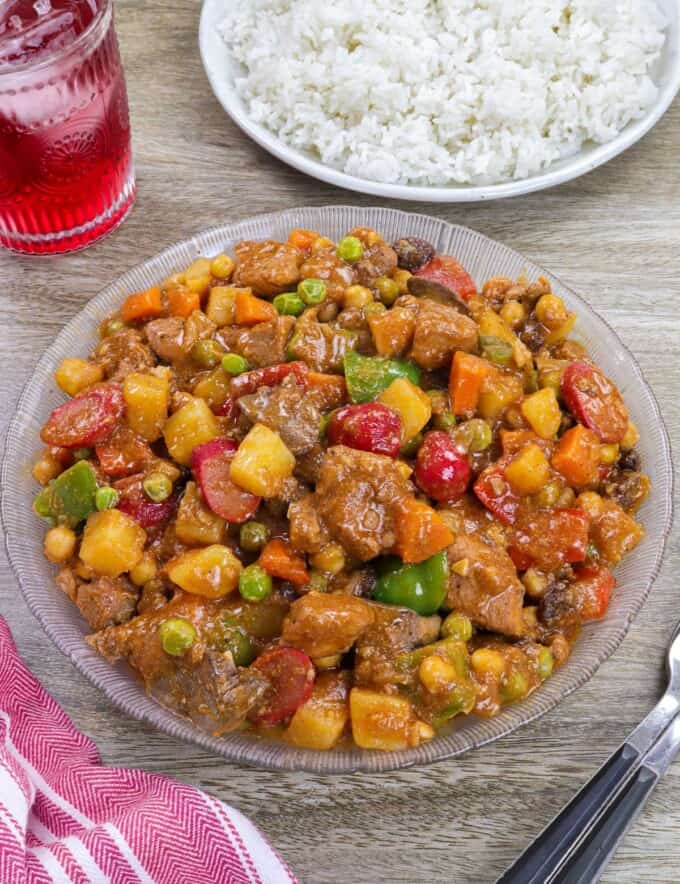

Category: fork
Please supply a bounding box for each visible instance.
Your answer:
[497,624,680,884]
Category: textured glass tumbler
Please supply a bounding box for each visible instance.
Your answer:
[0,0,135,254]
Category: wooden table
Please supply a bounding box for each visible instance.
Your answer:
[1,3,679,881]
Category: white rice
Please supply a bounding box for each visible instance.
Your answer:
[218,0,667,187]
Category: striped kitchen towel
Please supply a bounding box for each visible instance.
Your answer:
[0,617,297,883]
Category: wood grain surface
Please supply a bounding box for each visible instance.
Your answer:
[1,2,679,882]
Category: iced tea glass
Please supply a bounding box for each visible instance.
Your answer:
[0,0,135,254]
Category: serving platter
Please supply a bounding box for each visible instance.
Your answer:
[2,206,673,772]
[199,0,680,203]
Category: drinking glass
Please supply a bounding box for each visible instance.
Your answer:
[0,0,135,254]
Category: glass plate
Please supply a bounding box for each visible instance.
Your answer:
[2,206,673,773]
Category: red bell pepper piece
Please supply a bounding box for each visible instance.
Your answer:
[230,361,308,398]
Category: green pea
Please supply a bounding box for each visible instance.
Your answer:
[441,612,473,642]
[104,318,125,337]
[72,447,93,462]
[191,339,224,368]
[142,471,173,502]
[336,236,364,263]
[298,278,327,306]
[159,618,196,656]
[221,353,249,376]
[33,495,53,518]
[466,419,492,452]
[273,292,305,316]
[95,486,119,511]
[374,276,400,306]
[434,411,457,431]
[426,389,449,409]
[501,669,529,703]
[538,647,554,680]
[364,301,386,317]
[307,571,328,593]
[400,433,423,458]
[239,521,270,552]
[239,564,273,602]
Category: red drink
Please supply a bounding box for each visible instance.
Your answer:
[0,0,135,254]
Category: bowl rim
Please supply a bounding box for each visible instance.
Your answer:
[198,0,680,203]
[2,205,674,773]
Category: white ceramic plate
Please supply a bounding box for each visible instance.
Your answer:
[2,207,673,772]
[199,0,680,203]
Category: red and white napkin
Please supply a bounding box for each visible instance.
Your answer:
[0,617,297,884]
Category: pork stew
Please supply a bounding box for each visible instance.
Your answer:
[32,227,648,752]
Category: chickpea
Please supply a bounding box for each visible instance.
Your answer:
[310,543,346,575]
[32,451,62,485]
[347,226,383,246]
[577,491,604,520]
[482,276,513,301]
[471,648,506,678]
[44,525,76,563]
[556,486,576,508]
[184,258,212,296]
[522,568,549,599]
[419,655,457,694]
[392,268,412,294]
[412,721,435,745]
[499,300,527,329]
[535,294,568,331]
[622,421,640,449]
[550,633,571,666]
[310,236,334,254]
[343,285,374,309]
[599,443,620,465]
[161,272,186,293]
[210,253,235,280]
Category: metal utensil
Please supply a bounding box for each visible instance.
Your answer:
[555,714,680,882]
[498,624,680,884]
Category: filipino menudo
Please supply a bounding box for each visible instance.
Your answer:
[32,226,648,751]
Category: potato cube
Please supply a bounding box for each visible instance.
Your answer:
[79,509,146,577]
[591,500,645,565]
[285,672,349,750]
[54,358,104,396]
[206,286,237,326]
[367,307,415,357]
[166,544,241,598]
[229,423,295,497]
[162,397,220,465]
[504,443,551,495]
[123,371,169,441]
[175,481,225,546]
[521,388,561,439]
[184,258,212,296]
[350,688,430,751]
[192,366,231,409]
[478,371,523,420]
[378,377,432,441]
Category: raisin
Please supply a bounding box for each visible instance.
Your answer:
[392,237,435,271]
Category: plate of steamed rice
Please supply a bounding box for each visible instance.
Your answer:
[199,0,680,202]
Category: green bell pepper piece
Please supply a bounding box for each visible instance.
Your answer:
[33,461,98,528]
[343,350,421,404]
[372,550,448,615]
[430,680,477,728]
[479,334,513,366]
